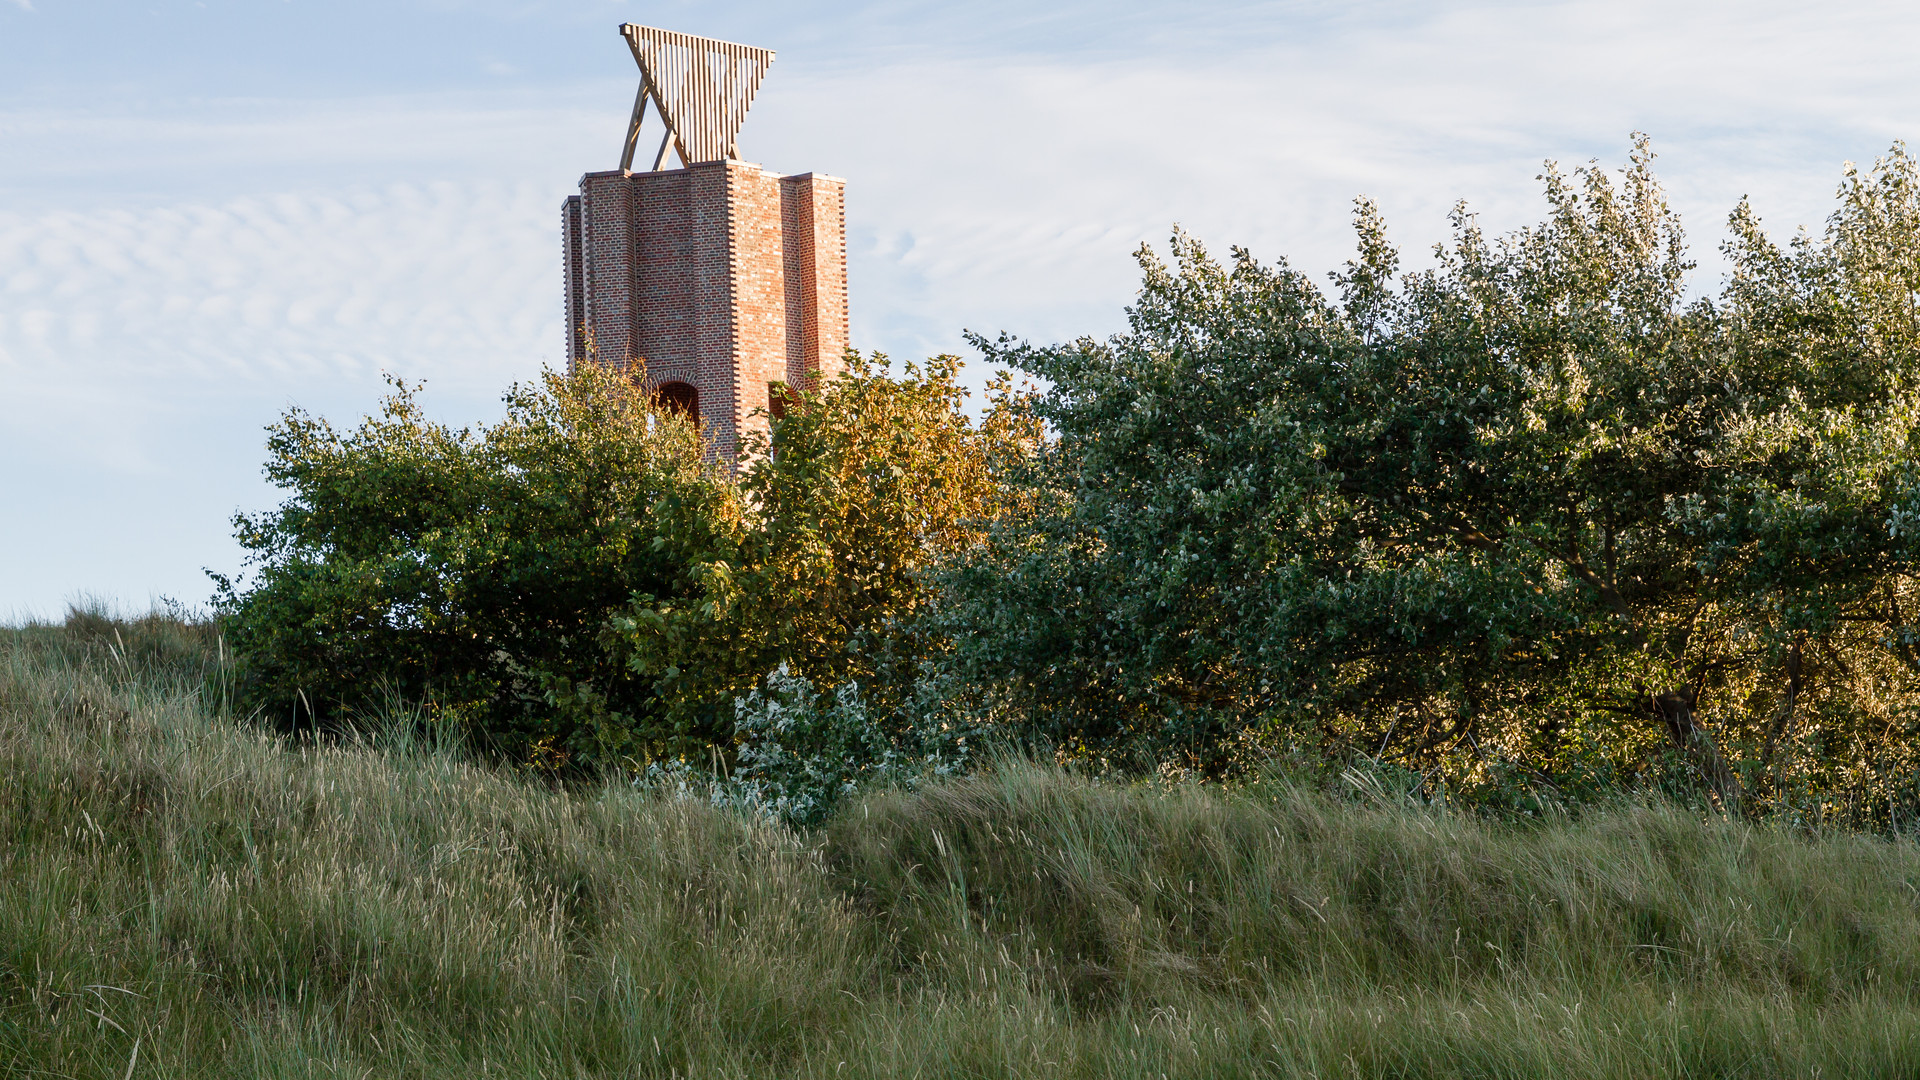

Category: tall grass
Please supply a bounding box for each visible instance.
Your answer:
[6,612,1920,1077]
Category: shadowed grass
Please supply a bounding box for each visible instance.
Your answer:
[6,612,1920,1077]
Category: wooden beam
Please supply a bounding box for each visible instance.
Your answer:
[618,82,651,172]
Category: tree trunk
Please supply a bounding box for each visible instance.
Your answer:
[1761,633,1805,774]
[1654,688,1744,814]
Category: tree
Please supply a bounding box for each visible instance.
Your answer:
[949,138,1920,817]
[612,353,1038,756]
[215,366,738,765]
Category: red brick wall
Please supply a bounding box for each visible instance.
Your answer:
[563,161,848,464]
[575,171,635,375]
[629,168,696,387]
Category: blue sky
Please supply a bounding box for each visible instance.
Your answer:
[3,0,1918,619]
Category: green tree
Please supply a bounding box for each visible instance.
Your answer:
[613,353,1038,755]
[949,138,1920,816]
[216,366,738,765]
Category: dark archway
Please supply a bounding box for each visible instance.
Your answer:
[655,381,699,423]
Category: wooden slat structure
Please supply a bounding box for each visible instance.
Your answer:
[618,24,775,171]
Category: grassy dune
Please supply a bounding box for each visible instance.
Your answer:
[6,616,1920,1077]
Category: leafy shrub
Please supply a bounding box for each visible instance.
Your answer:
[944,138,1920,819]
[611,352,1038,753]
[727,665,901,826]
[646,664,985,827]
[214,365,738,765]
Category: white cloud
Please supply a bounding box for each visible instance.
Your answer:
[0,180,563,397]
[750,3,1920,357]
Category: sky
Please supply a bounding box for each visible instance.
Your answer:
[3,0,1919,619]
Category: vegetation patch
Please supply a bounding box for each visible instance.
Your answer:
[211,142,1920,826]
[7,614,1920,1077]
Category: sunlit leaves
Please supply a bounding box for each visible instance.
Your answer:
[947,140,1920,817]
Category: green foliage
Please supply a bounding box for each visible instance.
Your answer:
[211,139,1920,818]
[214,365,738,764]
[950,138,1920,816]
[612,352,1038,754]
[724,665,901,825]
[648,663,986,828]
[217,354,1029,771]
[11,615,1920,1078]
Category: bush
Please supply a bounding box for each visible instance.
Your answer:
[610,352,1037,759]
[214,365,738,765]
[945,138,1920,819]
[649,663,986,827]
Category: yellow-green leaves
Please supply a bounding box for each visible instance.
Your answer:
[611,352,1039,752]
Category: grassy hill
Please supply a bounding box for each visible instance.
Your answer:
[6,614,1920,1078]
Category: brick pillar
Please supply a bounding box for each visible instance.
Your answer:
[576,170,637,372]
[780,173,849,392]
[724,161,788,456]
[688,162,740,459]
[630,167,695,386]
[562,195,586,368]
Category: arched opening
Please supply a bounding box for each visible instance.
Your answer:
[654,381,699,424]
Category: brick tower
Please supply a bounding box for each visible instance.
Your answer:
[561,25,848,462]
